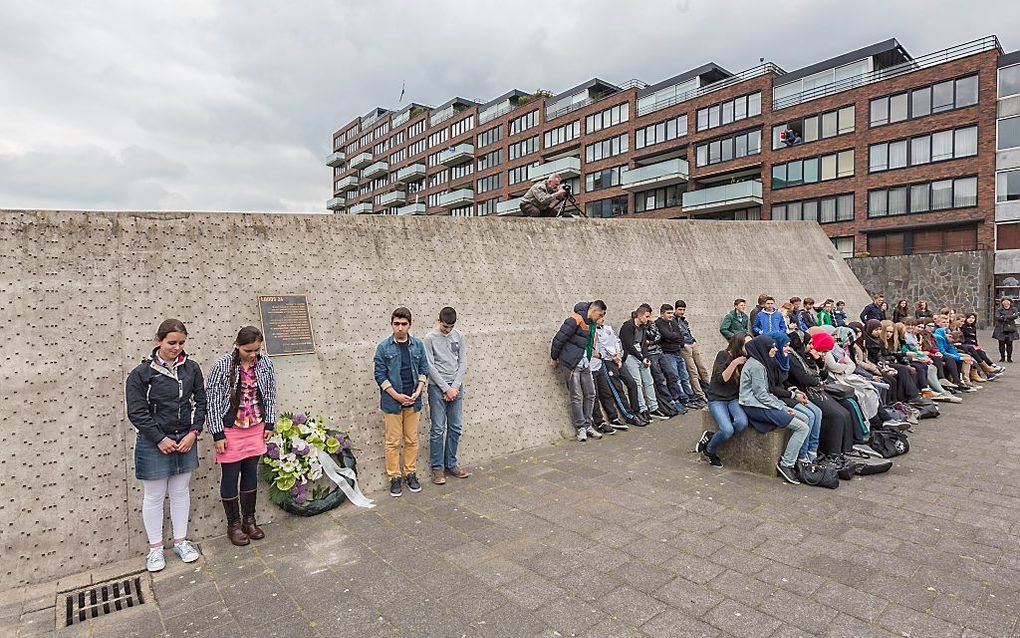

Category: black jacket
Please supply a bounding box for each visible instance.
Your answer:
[644,320,664,356]
[675,316,697,344]
[619,319,647,362]
[126,349,208,445]
[655,317,685,353]
[550,302,594,369]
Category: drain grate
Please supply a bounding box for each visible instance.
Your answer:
[64,575,147,626]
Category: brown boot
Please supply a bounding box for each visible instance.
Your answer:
[239,490,265,540]
[222,497,249,546]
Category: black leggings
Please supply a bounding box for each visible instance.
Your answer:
[998,340,1014,361]
[220,455,260,499]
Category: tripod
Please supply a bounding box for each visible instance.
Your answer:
[555,189,585,218]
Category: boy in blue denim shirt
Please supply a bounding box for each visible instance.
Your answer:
[373,307,429,498]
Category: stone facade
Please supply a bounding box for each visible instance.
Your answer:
[847,249,993,324]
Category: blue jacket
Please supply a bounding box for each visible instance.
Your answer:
[753,310,786,336]
[373,335,430,414]
[933,327,961,361]
[860,303,883,323]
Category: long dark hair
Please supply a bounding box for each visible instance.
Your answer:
[228,326,264,414]
[156,319,187,340]
[724,331,749,381]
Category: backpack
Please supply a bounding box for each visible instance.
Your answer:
[797,462,839,489]
[916,403,940,420]
[869,429,910,458]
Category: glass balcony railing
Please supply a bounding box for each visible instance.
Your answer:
[326,197,345,210]
[439,189,474,208]
[397,202,426,216]
[326,151,345,168]
[362,161,389,179]
[349,202,374,215]
[335,175,358,190]
[528,157,581,182]
[620,158,689,190]
[496,197,523,216]
[349,152,373,169]
[380,191,406,206]
[395,163,426,183]
[439,143,474,166]
[682,180,762,213]
[636,64,784,117]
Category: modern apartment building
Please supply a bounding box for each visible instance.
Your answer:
[328,36,1012,263]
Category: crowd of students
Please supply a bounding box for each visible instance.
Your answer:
[549,292,1011,485]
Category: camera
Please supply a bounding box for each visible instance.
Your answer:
[562,183,572,193]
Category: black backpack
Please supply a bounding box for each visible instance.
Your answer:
[869,429,910,458]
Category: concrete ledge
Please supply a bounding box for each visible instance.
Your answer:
[704,411,790,477]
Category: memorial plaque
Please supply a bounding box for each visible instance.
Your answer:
[257,294,315,356]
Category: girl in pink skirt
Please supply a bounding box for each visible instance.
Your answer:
[206,326,278,546]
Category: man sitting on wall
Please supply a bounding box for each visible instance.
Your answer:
[520,174,568,217]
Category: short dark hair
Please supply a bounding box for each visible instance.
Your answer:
[391,307,412,323]
[674,300,686,309]
[765,296,775,303]
[590,300,607,311]
[757,294,769,305]
[789,297,801,304]
[660,304,673,313]
[439,307,457,325]
[836,300,846,306]
[824,298,834,305]
[874,292,884,300]
[734,298,746,306]
[638,303,652,313]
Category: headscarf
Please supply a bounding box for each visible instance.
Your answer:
[833,326,855,362]
[744,335,778,386]
[769,331,790,372]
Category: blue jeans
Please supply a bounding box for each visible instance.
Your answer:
[622,356,657,412]
[660,353,695,404]
[706,400,748,454]
[794,401,822,459]
[428,384,464,470]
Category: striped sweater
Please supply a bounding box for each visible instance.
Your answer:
[205,352,278,440]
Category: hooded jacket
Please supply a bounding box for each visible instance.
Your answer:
[126,349,208,445]
[550,302,596,369]
[752,309,786,336]
[655,316,685,353]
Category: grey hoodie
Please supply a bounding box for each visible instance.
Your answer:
[423,328,467,392]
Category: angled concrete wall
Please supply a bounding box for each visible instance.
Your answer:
[0,210,870,586]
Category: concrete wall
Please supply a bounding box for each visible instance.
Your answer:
[0,210,870,586]
[847,250,994,324]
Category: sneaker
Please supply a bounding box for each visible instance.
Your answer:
[961,386,978,393]
[431,469,446,485]
[446,465,471,479]
[694,430,712,454]
[776,463,801,485]
[610,420,630,431]
[852,443,883,458]
[585,425,603,439]
[576,428,587,442]
[405,473,422,493]
[942,394,963,404]
[610,417,625,427]
[598,422,616,435]
[882,419,911,431]
[390,476,403,497]
[648,409,670,420]
[173,540,200,564]
[702,448,722,467]
[985,372,1000,381]
[631,416,648,427]
[146,547,166,572]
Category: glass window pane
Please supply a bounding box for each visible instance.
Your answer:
[821,154,837,180]
[890,93,908,123]
[837,150,854,177]
[838,106,855,134]
[709,140,721,164]
[734,96,747,120]
[932,130,954,161]
[820,198,837,223]
[931,179,953,209]
[788,160,803,185]
[772,124,787,149]
[888,187,907,215]
[721,137,733,162]
[735,134,747,157]
[803,157,819,183]
[722,101,734,124]
[911,136,930,165]
[911,86,931,117]
[697,145,708,166]
[870,97,888,126]
[889,140,908,169]
[838,194,854,220]
[910,184,929,212]
[954,176,977,207]
[788,202,802,221]
[869,190,887,217]
[998,117,1020,150]
[932,81,954,113]
[772,205,786,221]
[1001,65,1020,98]
[748,92,761,116]
[999,169,1020,202]
[955,126,977,157]
[803,200,818,221]
[772,164,787,189]
[822,111,838,138]
[870,143,888,172]
[748,130,761,154]
[956,75,978,107]
[709,105,721,128]
[697,109,709,131]
[804,116,819,142]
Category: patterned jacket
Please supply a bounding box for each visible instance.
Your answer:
[205,352,278,441]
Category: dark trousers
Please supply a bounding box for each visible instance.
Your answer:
[649,354,680,404]
[999,339,1014,360]
[943,356,962,385]
[612,360,642,416]
[807,390,854,455]
[593,366,623,421]
[519,201,557,217]
[961,344,993,367]
[220,455,260,499]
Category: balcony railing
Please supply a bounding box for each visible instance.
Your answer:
[326,151,345,168]
[349,152,372,169]
[380,191,407,206]
[496,197,523,216]
[636,63,784,117]
[682,180,762,213]
[335,175,358,190]
[362,161,389,179]
[621,158,690,191]
[326,197,345,211]
[772,36,1000,110]
[528,156,581,182]
[439,188,474,208]
[395,163,426,183]
[439,143,474,166]
[397,202,427,216]
[349,202,374,215]
[479,101,517,125]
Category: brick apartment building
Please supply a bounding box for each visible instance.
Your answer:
[328,36,1020,293]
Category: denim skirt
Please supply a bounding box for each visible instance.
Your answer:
[135,430,200,480]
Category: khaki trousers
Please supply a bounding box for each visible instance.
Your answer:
[384,408,419,478]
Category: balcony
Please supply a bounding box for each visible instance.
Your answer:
[349,202,374,215]
[682,180,763,214]
[620,158,690,192]
[397,202,427,216]
[439,143,475,166]
[528,156,581,182]
[395,163,426,183]
[636,63,782,117]
[335,175,358,190]
[496,197,524,216]
[438,188,474,208]
[326,197,345,211]
[326,151,345,168]
[362,161,389,179]
[380,190,407,207]
[350,152,372,169]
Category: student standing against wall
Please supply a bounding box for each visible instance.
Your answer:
[424,307,472,486]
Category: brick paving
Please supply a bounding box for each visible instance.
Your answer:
[6,359,1020,637]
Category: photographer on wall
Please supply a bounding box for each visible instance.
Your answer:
[520,174,579,217]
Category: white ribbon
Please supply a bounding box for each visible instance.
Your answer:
[317,451,375,509]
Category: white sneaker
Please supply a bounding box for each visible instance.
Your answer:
[938,393,963,404]
[576,428,587,442]
[146,547,166,572]
[585,425,603,440]
[173,540,200,563]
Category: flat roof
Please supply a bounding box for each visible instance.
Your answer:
[1000,50,1020,68]
[549,78,621,102]
[776,38,911,87]
[639,63,732,96]
[481,89,529,109]
[432,96,481,112]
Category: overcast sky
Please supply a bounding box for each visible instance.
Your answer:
[0,1,1016,213]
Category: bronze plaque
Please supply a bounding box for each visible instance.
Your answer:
[257,294,315,356]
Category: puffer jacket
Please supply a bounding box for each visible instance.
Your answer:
[550,302,596,369]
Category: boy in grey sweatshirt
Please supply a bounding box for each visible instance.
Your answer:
[423,307,471,485]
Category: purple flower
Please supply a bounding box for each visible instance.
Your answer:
[292,413,308,425]
[290,483,307,497]
[293,440,310,457]
[293,491,308,505]
[341,438,351,451]
[266,442,281,460]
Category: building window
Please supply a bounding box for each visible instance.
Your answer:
[427,128,449,148]
[832,236,854,258]
[772,105,854,149]
[585,165,625,192]
[427,192,443,208]
[427,151,442,168]
[585,103,629,134]
[634,185,681,212]
[450,162,474,181]
[585,134,629,162]
[695,129,761,168]
[585,196,628,218]
[867,176,978,218]
[1000,64,1020,98]
[772,193,853,224]
[408,119,427,138]
[477,149,502,171]
[450,115,475,138]
[389,148,406,164]
[999,116,1020,151]
[450,206,473,217]
[869,225,978,256]
[544,120,580,148]
[507,163,536,186]
[428,169,449,187]
[476,125,503,148]
[508,110,540,135]
[771,149,853,190]
[997,169,1020,202]
[476,173,501,194]
[636,114,688,149]
[391,131,405,146]
[508,136,539,161]
[408,139,426,157]
[696,92,761,132]
[869,74,979,127]
[476,197,501,217]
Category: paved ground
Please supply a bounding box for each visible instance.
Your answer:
[6,360,1020,638]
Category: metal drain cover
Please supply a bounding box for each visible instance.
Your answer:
[63,574,151,627]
